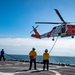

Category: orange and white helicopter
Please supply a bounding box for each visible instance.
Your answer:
[30,9,75,41]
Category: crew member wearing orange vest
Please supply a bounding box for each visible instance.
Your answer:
[43,49,50,71]
[29,48,37,70]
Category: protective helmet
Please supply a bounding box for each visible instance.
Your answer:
[32,47,35,51]
[2,49,4,51]
[45,49,48,53]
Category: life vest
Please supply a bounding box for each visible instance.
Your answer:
[29,50,37,59]
[43,53,50,60]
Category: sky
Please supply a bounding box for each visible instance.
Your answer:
[0,0,75,56]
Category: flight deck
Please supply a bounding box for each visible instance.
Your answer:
[0,60,75,75]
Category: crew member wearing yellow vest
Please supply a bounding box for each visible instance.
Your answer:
[29,48,37,70]
[43,49,50,71]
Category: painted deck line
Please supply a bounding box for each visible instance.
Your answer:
[50,70,61,75]
[0,72,15,75]
[38,68,61,75]
[0,68,61,75]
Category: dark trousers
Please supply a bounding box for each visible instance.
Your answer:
[43,60,49,70]
[29,59,36,70]
[0,55,5,61]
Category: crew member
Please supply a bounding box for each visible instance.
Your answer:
[29,48,37,70]
[43,49,50,71]
[0,49,5,61]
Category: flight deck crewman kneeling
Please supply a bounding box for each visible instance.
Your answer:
[29,48,37,70]
[43,49,50,71]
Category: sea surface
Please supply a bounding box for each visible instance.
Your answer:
[5,54,75,64]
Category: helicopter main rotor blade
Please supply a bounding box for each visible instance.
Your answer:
[54,9,66,23]
[35,22,63,24]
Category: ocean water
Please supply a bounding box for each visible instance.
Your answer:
[5,54,75,64]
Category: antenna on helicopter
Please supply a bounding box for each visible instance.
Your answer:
[30,25,39,33]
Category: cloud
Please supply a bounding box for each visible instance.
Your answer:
[0,37,75,56]
[0,37,75,48]
[0,38,55,46]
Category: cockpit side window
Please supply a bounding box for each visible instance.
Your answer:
[53,27,56,30]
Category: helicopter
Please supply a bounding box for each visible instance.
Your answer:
[30,9,75,41]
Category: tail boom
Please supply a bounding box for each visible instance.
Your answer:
[31,27,52,39]
[31,28,41,39]
[31,34,41,39]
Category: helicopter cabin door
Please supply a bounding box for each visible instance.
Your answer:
[61,25,66,37]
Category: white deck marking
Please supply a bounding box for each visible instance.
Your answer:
[15,68,61,75]
[0,67,61,75]
[50,70,61,75]
[0,72,15,75]
[38,68,61,75]
[0,69,61,75]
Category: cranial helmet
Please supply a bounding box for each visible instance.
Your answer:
[45,49,48,53]
[32,47,35,51]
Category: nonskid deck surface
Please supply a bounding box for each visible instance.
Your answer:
[0,60,75,75]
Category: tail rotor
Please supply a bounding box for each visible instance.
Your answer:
[30,25,39,33]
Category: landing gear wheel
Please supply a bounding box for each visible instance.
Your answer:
[71,36,74,38]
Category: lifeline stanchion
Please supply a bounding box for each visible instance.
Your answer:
[49,36,58,53]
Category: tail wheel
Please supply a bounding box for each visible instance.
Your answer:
[52,36,54,41]
[52,39,54,41]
